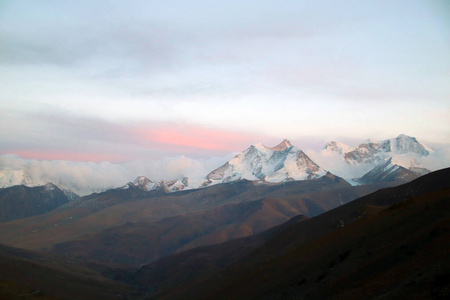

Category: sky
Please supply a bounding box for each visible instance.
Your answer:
[1,1,449,191]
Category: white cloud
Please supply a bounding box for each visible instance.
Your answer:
[0,154,231,196]
[305,149,372,179]
[418,147,450,172]
[306,143,450,181]
[1,141,449,196]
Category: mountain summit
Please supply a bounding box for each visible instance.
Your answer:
[129,176,189,193]
[203,140,326,187]
[130,140,327,191]
[266,139,292,151]
[323,141,351,155]
[343,134,432,165]
[0,134,441,195]
[323,134,433,183]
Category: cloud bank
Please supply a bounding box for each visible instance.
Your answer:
[2,140,449,197]
[306,145,450,181]
[0,154,232,196]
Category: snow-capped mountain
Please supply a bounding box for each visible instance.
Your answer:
[128,139,327,192]
[323,141,351,155]
[129,176,190,193]
[0,169,79,200]
[132,176,155,191]
[323,134,432,180]
[1,134,442,195]
[202,139,326,187]
[129,135,437,189]
[357,157,419,184]
[0,169,35,187]
[342,134,432,165]
[0,182,75,222]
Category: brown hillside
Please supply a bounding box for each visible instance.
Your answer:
[133,168,450,299]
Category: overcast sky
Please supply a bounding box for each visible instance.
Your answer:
[1,0,449,165]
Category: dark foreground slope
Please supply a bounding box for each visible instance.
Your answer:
[50,198,310,266]
[48,174,397,266]
[133,168,450,300]
[0,244,135,300]
[1,173,390,257]
[0,174,350,250]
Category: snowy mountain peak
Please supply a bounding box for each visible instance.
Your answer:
[341,134,432,165]
[266,139,292,151]
[383,134,432,156]
[130,175,190,193]
[162,177,190,192]
[132,176,154,191]
[320,134,434,182]
[133,176,152,184]
[44,182,58,191]
[204,140,326,187]
[252,139,292,152]
[358,157,419,184]
[362,138,380,145]
[323,141,351,154]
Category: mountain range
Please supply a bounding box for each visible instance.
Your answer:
[0,173,384,260]
[0,166,448,299]
[323,134,432,176]
[125,134,433,194]
[0,134,436,196]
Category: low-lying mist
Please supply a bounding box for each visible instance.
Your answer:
[0,154,232,196]
[1,145,449,196]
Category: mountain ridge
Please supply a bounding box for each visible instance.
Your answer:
[325,134,432,166]
[131,167,450,299]
[0,134,441,196]
[0,183,76,223]
[203,139,326,187]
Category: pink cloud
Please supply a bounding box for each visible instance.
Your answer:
[136,123,260,152]
[2,121,270,162]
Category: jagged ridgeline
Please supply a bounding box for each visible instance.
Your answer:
[126,134,434,193]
